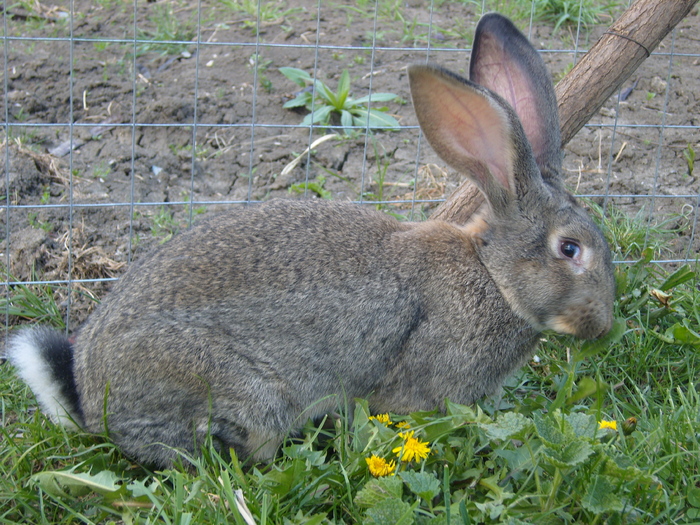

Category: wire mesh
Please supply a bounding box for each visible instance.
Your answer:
[1,0,699,336]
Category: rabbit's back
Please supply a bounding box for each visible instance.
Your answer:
[72,201,432,456]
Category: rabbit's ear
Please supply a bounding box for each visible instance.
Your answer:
[409,64,530,215]
[470,13,562,183]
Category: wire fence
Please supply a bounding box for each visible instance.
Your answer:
[1,0,699,334]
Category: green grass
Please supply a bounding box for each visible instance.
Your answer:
[2,205,700,523]
[481,0,619,31]
[136,3,196,56]
[149,206,183,244]
[531,0,619,32]
[215,0,303,34]
[0,270,66,329]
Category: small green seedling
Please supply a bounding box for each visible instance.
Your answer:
[683,143,695,177]
[289,175,332,199]
[280,67,400,134]
[249,53,273,93]
[150,206,181,243]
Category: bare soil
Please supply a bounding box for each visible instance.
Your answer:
[2,1,699,328]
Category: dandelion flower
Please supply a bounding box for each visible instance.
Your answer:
[621,416,638,435]
[398,430,414,440]
[395,421,411,430]
[393,435,431,462]
[598,420,617,431]
[369,413,393,425]
[366,455,396,477]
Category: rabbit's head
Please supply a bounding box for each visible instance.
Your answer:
[409,13,615,340]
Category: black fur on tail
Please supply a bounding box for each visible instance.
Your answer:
[37,328,83,421]
[7,326,84,426]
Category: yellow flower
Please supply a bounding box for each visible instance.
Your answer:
[395,421,411,430]
[598,420,617,431]
[398,430,414,440]
[369,413,393,425]
[366,455,396,477]
[393,435,431,462]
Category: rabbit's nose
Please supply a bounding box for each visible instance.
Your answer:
[594,315,614,339]
[545,299,613,340]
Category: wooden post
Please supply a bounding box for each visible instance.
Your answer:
[430,0,698,224]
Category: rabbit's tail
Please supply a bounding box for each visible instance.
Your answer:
[6,326,84,428]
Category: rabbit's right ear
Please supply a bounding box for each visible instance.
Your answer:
[408,64,533,216]
[469,13,562,184]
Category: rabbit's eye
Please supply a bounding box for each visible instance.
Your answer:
[560,240,581,259]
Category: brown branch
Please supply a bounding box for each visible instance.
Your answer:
[557,0,698,146]
[430,0,699,224]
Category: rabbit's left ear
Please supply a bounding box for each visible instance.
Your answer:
[470,13,562,183]
[408,65,529,217]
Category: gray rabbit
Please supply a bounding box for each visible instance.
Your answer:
[7,13,615,468]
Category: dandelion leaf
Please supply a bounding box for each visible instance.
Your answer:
[283,511,328,525]
[660,264,695,291]
[666,322,700,347]
[474,501,505,521]
[355,476,403,508]
[422,419,462,443]
[127,477,164,503]
[478,474,514,503]
[364,497,417,525]
[445,399,484,426]
[602,456,654,484]
[576,317,626,361]
[425,512,467,525]
[566,376,604,405]
[399,471,440,502]
[32,468,124,499]
[480,411,532,441]
[582,474,624,513]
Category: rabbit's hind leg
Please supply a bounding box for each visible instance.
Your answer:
[105,415,206,469]
[209,417,284,462]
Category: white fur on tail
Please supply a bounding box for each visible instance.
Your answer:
[7,330,79,429]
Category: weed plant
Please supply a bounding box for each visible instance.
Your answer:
[280,68,400,134]
[2,204,700,523]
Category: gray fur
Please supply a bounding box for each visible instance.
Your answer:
[6,13,615,468]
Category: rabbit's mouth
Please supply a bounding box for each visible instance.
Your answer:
[545,311,613,340]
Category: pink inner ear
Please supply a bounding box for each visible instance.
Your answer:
[412,72,514,193]
[472,36,547,161]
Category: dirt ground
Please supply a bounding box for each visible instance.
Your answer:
[1,1,699,328]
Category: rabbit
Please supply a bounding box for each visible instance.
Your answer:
[7,13,615,469]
